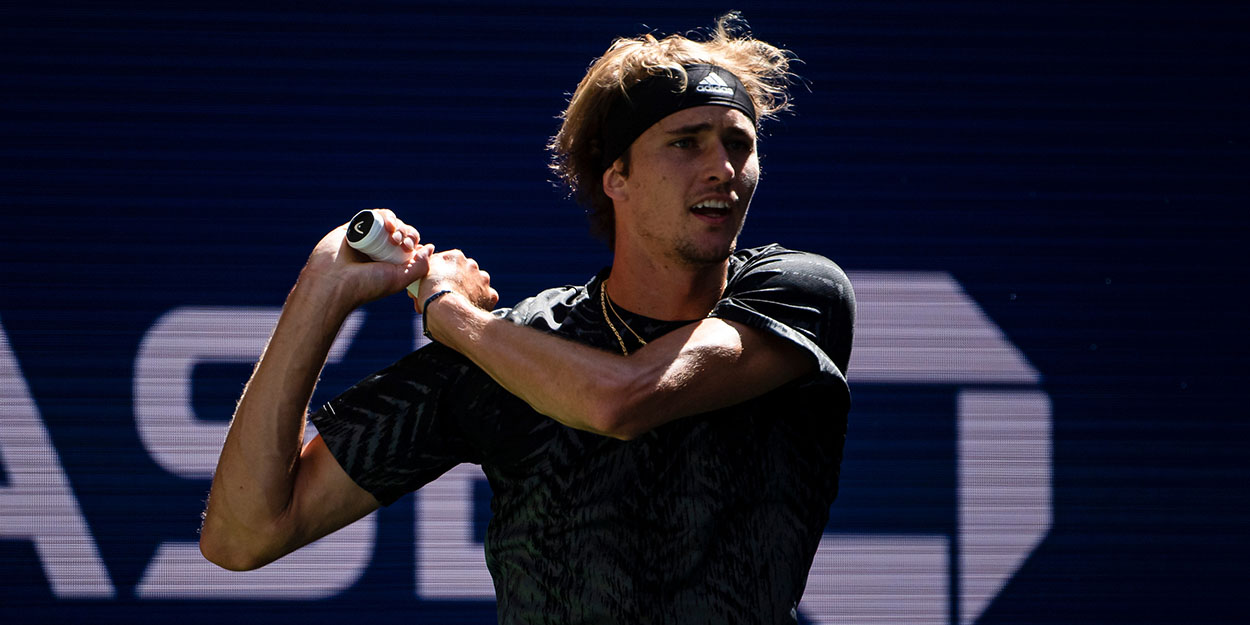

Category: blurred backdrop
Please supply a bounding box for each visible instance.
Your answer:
[2,1,1247,623]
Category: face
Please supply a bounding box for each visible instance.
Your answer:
[604,105,760,267]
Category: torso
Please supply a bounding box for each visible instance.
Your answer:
[480,250,848,624]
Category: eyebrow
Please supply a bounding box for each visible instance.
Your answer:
[662,122,756,139]
[663,122,714,135]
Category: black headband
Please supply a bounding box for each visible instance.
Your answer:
[599,63,757,170]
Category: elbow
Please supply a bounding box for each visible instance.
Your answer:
[198,546,243,572]
[199,533,243,571]
[200,530,264,572]
[584,384,653,442]
[611,424,648,442]
[198,516,280,571]
[595,408,647,441]
[566,357,665,441]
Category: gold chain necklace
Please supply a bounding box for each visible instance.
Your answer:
[600,281,647,356]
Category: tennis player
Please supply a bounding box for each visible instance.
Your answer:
[201,13,854,623]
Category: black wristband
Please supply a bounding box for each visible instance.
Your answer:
[421,289,454,342]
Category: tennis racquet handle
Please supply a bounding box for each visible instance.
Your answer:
[345,209,423,297]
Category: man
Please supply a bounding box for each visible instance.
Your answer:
[200,14,855,624]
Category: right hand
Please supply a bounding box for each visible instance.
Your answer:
[299,209,435,310]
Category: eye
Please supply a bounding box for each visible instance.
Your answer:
[670,137,696,149]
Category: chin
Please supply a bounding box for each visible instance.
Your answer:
[675,238,737,266]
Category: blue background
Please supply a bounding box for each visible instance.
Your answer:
[2,1,1247,623]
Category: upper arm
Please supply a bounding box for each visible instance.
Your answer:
[281,434,380,553]
[605,317,814,439]
[308,345,486,505]
[204,345,488,570]
[603,250,854,439]
[711,249,855,377]
[199,434,377,571]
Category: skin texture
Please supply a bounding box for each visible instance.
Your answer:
[199,106,811,570]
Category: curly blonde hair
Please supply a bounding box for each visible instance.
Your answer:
[548,12,797,246]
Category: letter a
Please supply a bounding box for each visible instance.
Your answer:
[0,318,114,597]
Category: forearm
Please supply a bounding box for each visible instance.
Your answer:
[423,284,814,441]
[201,278,353,563]
[424,293,636,437]
[425,292,765,440]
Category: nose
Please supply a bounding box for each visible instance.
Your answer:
[703,140,736,183]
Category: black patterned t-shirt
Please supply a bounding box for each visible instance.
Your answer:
[309,244,855,624]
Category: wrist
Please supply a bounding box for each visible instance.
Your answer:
[422,291,490,348]
[421,289,455,342]
[291,270,357,323]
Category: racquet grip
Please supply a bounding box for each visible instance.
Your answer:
[345,209,423,297]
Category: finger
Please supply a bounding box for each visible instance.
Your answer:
[387,214,415,240]
[375,208,397,232]
[410,243,440,273]
[381,210,417,245]
[405,245,433,271]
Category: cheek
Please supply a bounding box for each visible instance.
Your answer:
[740,159,760,189]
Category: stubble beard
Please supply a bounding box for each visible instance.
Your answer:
[671,215,746,267]
[674,235,737,267]
[629,199,749,268]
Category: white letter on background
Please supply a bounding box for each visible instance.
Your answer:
[0,318,114,598]
[133,307,376,599]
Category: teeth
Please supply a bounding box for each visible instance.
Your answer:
[692,200,731,210]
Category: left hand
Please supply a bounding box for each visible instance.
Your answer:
[413,249,499,313]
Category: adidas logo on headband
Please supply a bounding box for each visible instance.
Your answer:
[695,71,735,96]
[600,64,756,169]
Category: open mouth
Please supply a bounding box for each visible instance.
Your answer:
[690,199,732,219]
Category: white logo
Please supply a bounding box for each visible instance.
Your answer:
[695,72,734,96]
[801,271,1052,625]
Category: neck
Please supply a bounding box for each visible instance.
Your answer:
[605,246,730,321]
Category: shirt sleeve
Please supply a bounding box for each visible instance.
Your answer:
[710,246,856,386]
[308,342,501,506]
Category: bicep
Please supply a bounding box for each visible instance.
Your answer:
[616,318,814,436]
[282,434,379,554]
[673,317,814,404]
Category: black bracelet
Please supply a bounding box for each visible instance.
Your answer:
[421,289,454,341]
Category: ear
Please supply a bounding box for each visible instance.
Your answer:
[602,160,628,202]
